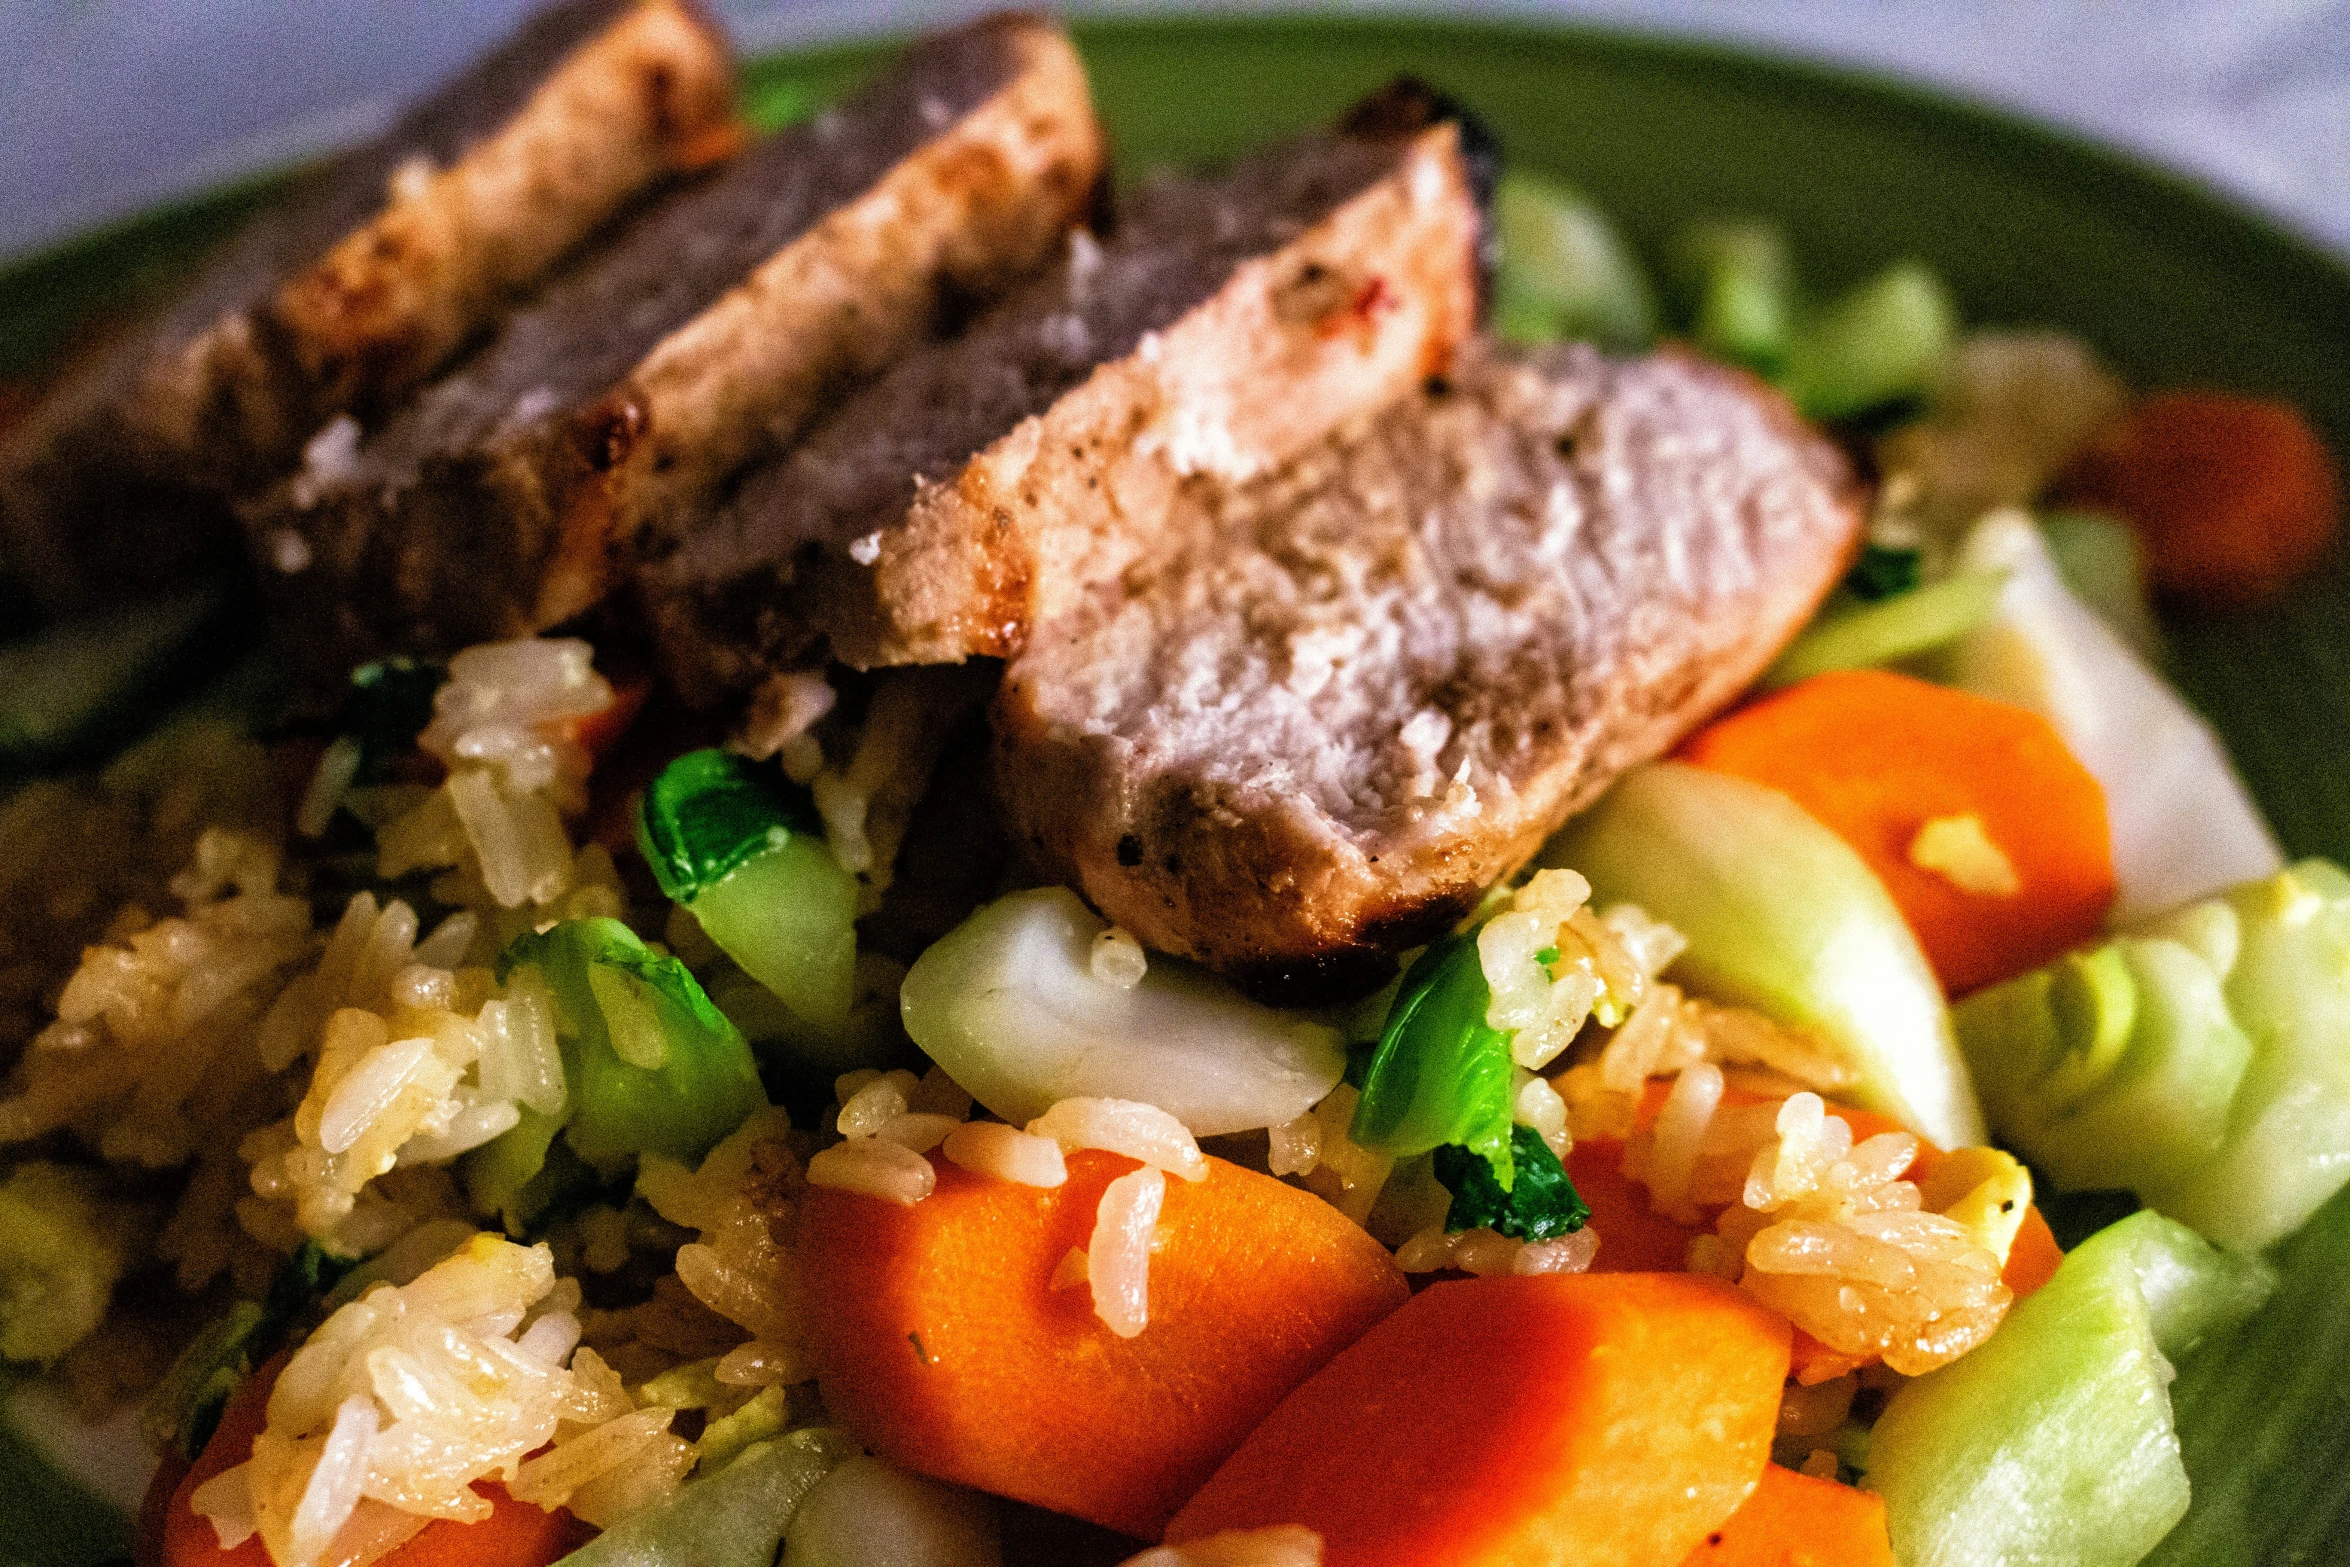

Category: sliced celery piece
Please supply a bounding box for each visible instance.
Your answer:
[1783,261,1957,422]
[1762,570,2006,689]
[1491,171,1655,350]
[1866,1211,2270,1567]
[1541,763,1984,1149]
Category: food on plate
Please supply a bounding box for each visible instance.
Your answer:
[995,343,1860,998]
[0,0,737,616]
[636,79,1485,688]
[247,13,1105,680]
[0,9,2345,1567]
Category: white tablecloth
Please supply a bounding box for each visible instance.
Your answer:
[3,0,2346,266]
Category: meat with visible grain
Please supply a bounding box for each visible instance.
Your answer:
[243,13,1105,682]
[0,0,737,615]
[636,79,1490,697]
[994,343,1865,1000]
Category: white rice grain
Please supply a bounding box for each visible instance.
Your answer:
[1028,1098,1208,1183]
[807,1139,936,1206]
[942,1122,1067,1187]
[1089,1166,1165,1338]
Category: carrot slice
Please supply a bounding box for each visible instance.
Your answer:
[1678,1463,1894,1566]
[798,1149,1408,1540]
[158,1351,592,1567]
[1680,668,2114,996]
[1166,1272,1791,1566]
[2063,390,2340,607]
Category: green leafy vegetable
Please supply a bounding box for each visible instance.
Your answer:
[480,918,767,1182]
[1491,171,1656,351]
[1668,219,1794,375]
[342,657,445,783]
[1783,260,1957,423]
[637,749,859,1048]
[1843,542,1924,602]
[1433,1126,1590,1240]
[1349,933,1518,1187]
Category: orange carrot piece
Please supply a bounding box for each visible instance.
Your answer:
[1678,1463,1895,1567]
[160,1352,592,1567]
[2064,390,2340,607]
[2002,1205,2064,1298]
[1680,668,2114,996]
[1570,1138,1700,1272]
[1167,1273,1790,1566]
[799,1150,1409,1540]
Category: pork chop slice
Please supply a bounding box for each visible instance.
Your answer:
[0,0,737,615]
[243,12,1105,683]
[994,342,1865,1001]
[636,79,1489,699]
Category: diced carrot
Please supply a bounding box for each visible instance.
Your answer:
[1166,1273,1791,1566]
[2001,1205,2063,1298]
[565,673,651,766]
[2063,390,2340,607]
[159,1351,592,1567]
[798,1150,1409,1540]
[1678,1463,1895,1566]
[1680,668,2114,996]
[1569,1138,1699,1272]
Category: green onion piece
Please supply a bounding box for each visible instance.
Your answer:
[1350,933,1518,1188]
[1434,1126,1590,1239]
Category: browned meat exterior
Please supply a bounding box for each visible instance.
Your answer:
[994,343,1865,1000]
[243,13,1104,680]
[0,0,736,615]
[637,80,1487,697]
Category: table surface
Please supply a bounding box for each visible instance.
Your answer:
[3,0,2346,268]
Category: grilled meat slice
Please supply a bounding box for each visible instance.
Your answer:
[637,79,1488,697]
[243,12,1105,683]
[0,0,737,614]
[994,343,1866,1001]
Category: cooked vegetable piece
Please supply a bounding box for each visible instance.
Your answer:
[341,657,446,783]
[901,889,1345,1136]
[2150,862,2350,1251]
[1433,1125,1590,1240]
[2062,389,2340,607]
[1676,1463,1894,1567]
[1761,569,2006,689]
[0,1162,134,1364]
[1490,171,1655,350]
[1864,1210,2271,1567]
[798,1149,1407,1539]
[1542,762,1986,1148]
[473,919,767,1185]
[1668,219,1794,375]
[0,576,232,766]
[556,1430,859,1567]
[2037,509,2163,664]
[161,1351,594,1567]
[1165,1273,1791,1567]
[1782,261,1956,422]
[1958,937,2252,1197]
[1843,542,1923,602]
[2146,1180,2350,1565]
[781,1456,1001,1567]
[1349,933,1518,1183]
[1940,510,2280,922]
[145,1242,356,1461]
[1683,668,2114,996]
[637,748,859,1052]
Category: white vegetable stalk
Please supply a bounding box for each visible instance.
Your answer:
[1945,511,2282,923]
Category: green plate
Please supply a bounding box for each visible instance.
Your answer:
[3,16,2347,1563]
